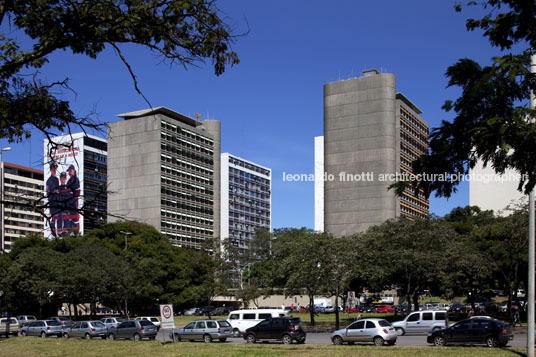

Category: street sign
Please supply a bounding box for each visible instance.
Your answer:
[160,304,175,329]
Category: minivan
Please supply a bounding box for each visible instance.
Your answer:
[392,310,448,335]
[227,309,288,336]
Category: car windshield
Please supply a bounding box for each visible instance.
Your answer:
[218,320,231,327]
[117,318,127,322]
[58,317,70,321]
[378,320,391,327]
[47,321,61,326]
[139,320,154,326]
[290,318,301,325]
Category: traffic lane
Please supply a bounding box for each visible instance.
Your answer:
[157,330,527,348]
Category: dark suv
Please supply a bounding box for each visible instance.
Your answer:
[244,317,306,344]
[427,317,513,347]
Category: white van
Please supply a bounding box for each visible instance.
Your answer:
[392,310,448,335]
[227,309,288,336]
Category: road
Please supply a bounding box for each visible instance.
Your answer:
[157,329,528,348]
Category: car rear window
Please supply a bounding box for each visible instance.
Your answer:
[139,320,153,326]
[117,318,127,322]
[378,320,391,327]
[1,319,16,324]
[58,317,70,321]
[47,321,61,326]
[290,318,301,325]
[218,320,231,327]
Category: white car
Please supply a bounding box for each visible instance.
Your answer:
[135,317,161,330]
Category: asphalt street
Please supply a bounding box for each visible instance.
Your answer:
[157,329,528,348]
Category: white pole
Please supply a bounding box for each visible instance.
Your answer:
[528,52,536,357]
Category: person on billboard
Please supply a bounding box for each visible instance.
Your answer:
[66,164,80,229]
[46,162,60,235]
[57,172,72,236]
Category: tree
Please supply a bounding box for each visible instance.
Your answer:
[392,0,536,197]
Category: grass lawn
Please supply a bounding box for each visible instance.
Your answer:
[0,338,528,357]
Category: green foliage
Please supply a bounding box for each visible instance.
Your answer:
[0,0,239,143]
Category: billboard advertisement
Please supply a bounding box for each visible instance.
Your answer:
[44,135,84,238]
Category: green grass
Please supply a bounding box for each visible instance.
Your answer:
[0,338,527,357]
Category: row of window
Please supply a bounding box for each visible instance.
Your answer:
[228,157,270,177]
[85,171,107,182]
[84,151,107,164]
[400,203,428,220]
[161,142,213,166]
[401,119,428,143]
[4,179,43,191]
[161,165,213,186]
[401,132,427,155]
[230,204,270,218]
[400,108,428,136]
[4,186,42,198]
[161,220,213,235]
[161,199,213,216]
[161,209,213,226]
[229,167,270,185]
[161,176,213,195]
[4,220,42,229]
[161,132,213,157]
[161,153,213,175]
[230,194,270,209]
[229,214,270,226]
[229,176,270,194]
[161,187,213,206]
[4,211,42,221]
[161,120,214,146]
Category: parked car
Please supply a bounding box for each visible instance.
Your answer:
[331,318,397,346]
[228,309,288,337]
[107,320,157,341]
[170,319,232,342]
[211,307,233,316]
[63,321,107,339]
[243,317,305,344]
[449,303,467,313]
[376,305,396,313]
[392,310,448,336]
[0,317,20,336]
[323,306,342,313]
[45,316,73,328]
[427,317,513,347]
[101,317,128,331]
[16,315,36,327]
[183,308,201,316]
[20,320,63,338]
[135,317,161,330]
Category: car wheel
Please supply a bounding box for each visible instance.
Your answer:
[332,335,343,345]
[246,333,256,344]
[282,334,292,345]
[233,329,240,337]
[219,338,227,342]
[62,332,69,339]
[387,340,396,346]
[296,336,306,344]
[395,327,405,336]
[433,336,446,346]
[486,336,498,347]
[149,337,155,341]
[85,333,91,340]
[107,333,116,340]
[134,333,141,341]
[172,333,181,342]
[203,334,212,343]
[373,336,384,346]
[41,331,47,338]
[20,331,26,337]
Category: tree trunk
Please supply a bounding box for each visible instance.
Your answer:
[335,286,340,330]
[412,293,419,313]
[309,294,315,326]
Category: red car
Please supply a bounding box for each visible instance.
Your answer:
[375,305,395,313]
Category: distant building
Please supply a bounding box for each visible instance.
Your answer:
[43,133,108,238]
[317,69,429,236]
[1,163,44,252]
[107,107,220,249]
[469,162,525,215]
[221,153,271,253]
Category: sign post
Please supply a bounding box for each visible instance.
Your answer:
[160,304,175,342]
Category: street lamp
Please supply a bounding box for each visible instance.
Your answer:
[119,231,132,251]
[0,147,11,252]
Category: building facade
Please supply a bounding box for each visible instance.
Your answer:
[107,107,220,249]
[320,69,429,236]
[221,153,271,253]
[43,133,108,237]
[1,163,44,252]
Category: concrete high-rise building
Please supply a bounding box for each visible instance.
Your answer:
[221,153,271,253]
[44,133,108,238]
[107,107,220,249]
[319,69,429,236]
[1,163,44,252]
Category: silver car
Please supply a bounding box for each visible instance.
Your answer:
[101,317,128,331]
[107,320,157,341]
[331,318,397,346]
[16,315,36,327]
[63,321,107,339]
[170,319,233,343]
[20,320,63,338]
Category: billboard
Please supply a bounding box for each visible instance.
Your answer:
[44,135,84,238]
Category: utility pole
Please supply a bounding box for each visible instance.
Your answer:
[528,52,536,357]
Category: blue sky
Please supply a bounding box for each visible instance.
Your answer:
[0,1,522,229]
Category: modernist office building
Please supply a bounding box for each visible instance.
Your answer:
[221,153,271,254]
[318,69,429,236]
[44,133,108,237]
[1,163,44,251]
[107,107,220,249]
